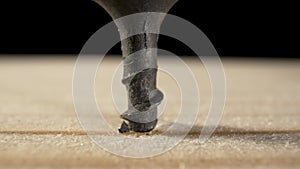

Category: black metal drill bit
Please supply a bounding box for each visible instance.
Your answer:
[94,0,177,133]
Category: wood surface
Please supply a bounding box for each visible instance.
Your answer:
[0,56,299,169]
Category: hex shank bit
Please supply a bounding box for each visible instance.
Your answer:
[94,0,177,132]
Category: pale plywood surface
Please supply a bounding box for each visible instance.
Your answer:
[0,56,299,168]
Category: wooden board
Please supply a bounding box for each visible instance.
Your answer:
[0,56,299,168]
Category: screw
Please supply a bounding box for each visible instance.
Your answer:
[94,0,177,132]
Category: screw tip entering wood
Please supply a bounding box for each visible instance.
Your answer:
[94,0,177,133]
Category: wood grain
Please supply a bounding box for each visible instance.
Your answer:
[0,56,299,169]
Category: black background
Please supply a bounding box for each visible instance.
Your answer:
[0,0,298,57]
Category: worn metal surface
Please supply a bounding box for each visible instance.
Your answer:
[94,0,177,132]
